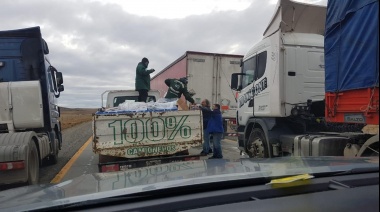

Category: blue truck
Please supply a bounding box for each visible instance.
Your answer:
[0,27,64,185]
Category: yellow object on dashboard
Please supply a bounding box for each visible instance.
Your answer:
[267,174,314,188]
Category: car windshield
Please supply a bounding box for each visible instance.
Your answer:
[0,0,379,211]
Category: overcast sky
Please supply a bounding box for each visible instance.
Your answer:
[1,0,326,108]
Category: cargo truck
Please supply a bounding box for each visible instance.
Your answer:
[231,0,379,158]
[93,90,202,172]
[0,27,65,185]
[151,51,243,133]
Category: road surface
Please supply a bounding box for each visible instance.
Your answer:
[1,122,245,190]
[53,135,247,183]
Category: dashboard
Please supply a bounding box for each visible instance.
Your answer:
[63,172,379,212]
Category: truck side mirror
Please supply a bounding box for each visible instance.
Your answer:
[56,72,63,85]
[231,73,244,91]
[231,74,239,90]
[42,39,49,55]
[58,85,64,92]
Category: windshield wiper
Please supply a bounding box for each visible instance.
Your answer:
[328,179,353,190]
[333,166,379,176]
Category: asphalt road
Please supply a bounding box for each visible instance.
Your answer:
[54,134,247,183]
[39,121,93,184]
[0,122,92,191]
[1,122,245,190]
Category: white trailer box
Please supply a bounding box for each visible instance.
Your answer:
[151,51,243,122]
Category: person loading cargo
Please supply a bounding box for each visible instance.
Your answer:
[135,57,155,102]
[164,77,195,105]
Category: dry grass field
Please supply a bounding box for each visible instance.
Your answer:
[60,107,97,130]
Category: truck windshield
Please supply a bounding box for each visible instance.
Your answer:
[240,51,267,90]
[241,56,256,89]
[113,96,157,107]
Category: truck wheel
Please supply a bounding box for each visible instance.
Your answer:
[49,138,59,164]
[46,132,59,165]
[28,141,40,185]
[57,130,63,150]
[246,128,270,158]
[357,134,379,157]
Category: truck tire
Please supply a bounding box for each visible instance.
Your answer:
[357,134,379,157]
[50,138,59,164]
[27,141,39,185]
[246,128,270,158]
[46,132,59,165]
[58,131,62,150]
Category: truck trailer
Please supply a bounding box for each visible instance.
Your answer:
[151,51,243,133]
[0,27,65,185]
[231,0,379,158]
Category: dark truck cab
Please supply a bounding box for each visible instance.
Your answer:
[0,27,64,185]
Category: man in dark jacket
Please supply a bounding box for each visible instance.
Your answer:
[199,99,212,156]
[135,57,155,102]
[164,77,195,104]
[203,104,224,159]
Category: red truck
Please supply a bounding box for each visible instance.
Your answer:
[324,0,379,156]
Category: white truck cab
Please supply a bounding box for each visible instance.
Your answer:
[236,32,325,123]
[231,0,327,157]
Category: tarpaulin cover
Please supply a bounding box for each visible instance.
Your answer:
[325,0,379,92]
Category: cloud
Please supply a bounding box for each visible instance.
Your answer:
[88,0,254,19]
[1,0,322,108]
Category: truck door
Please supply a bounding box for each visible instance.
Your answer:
[283,42,325,111]
[237,55,256,125]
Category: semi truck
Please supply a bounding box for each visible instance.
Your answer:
[231,0,379,158]
[92,90,202,172]
[0,27,65,185]
[151,51,243,133]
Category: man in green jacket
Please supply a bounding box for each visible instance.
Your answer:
[164,77,195,104]
[135,57,155,102]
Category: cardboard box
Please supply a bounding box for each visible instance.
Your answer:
[177,99,189,111]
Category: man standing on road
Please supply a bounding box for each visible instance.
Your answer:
[164,77,195,105]
[135,57,155,102]
[204,104,224,159]
[199,99,213,156]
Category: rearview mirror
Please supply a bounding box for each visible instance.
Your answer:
[231,73,245,91]
[58,85,64,92]
[56,72,63,85]
[42,39,49,55]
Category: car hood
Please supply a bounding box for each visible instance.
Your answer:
[0,156,378,211]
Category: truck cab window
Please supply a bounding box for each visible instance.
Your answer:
[243,70,255,88]
[241,56,256,89]
[256,51,267,80]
